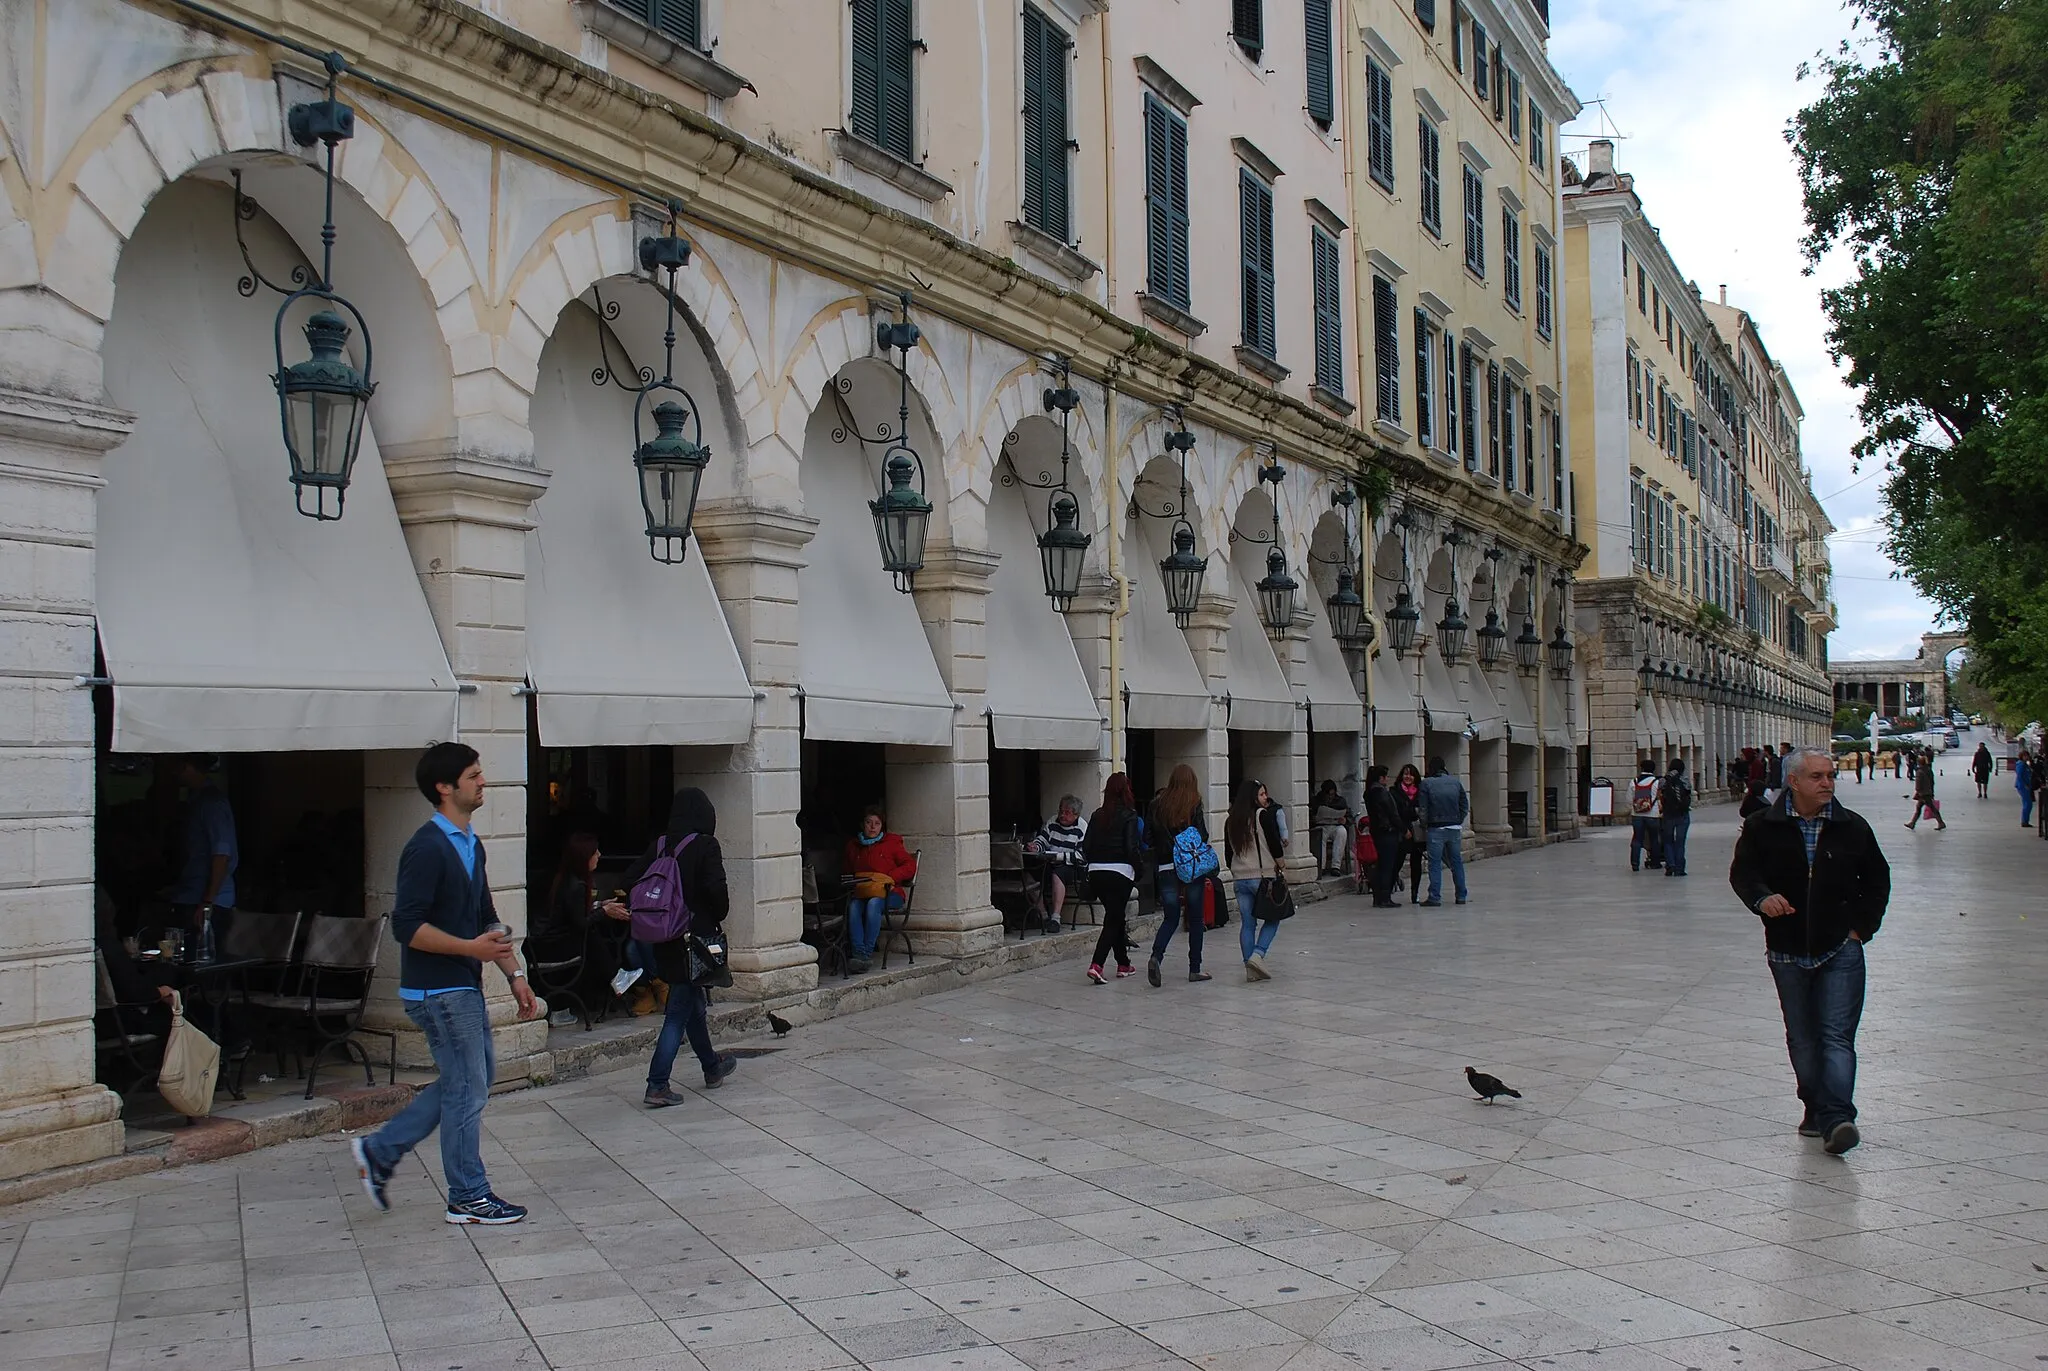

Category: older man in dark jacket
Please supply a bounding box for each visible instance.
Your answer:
[1730,744,1891,1156]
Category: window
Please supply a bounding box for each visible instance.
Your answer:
[1676,510,1688,593]
[1418,116,1442,236]
[1459,343,1477,468]
[1501,203,1521,312]
[1240,168,1276,357]
[1471,19,1488,99]
[1522,391,1535,496]
[1534,241,1553,340]
[1506,69,1522,142]
[1486,360,1500,478]
[1445,332,1461,462]
[1415,0,1437,29]
[1372,275,1401,424]
[1233,0,1263,60]
[1020,5,1071,240]
[1490,44,1504,120]
[1365,58,1395,190]
[1500,374,1517,490]
[1630,477,1646,568]
[1312,226,1343,395]
[1636,263,1647,314]
[615,0,700,48]
[1415,310,1436,448]
[1305,0,1335,128]
[1627,349,1640,425]
[850,0,916,160]
[1451,0,1463,71]
[1547,406,1564,510]
[1529,102,1545,171]
[1462,164,1484,276]
[1142,94,1191,309]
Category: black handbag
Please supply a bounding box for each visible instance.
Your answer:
[685,926,733,989]
[1253,875,1295,923]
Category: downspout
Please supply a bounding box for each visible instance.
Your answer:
[1100,6,1129,775]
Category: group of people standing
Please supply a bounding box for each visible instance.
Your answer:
[1627,759,1695,876]
[1358,761,1471,907]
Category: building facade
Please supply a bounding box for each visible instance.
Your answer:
[0,0,1586,1181]
[1562,140,1833,798]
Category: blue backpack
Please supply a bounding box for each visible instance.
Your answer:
[628,835,698,944]
[1172,826,1219,883]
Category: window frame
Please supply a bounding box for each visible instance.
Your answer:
[1461,162,1485,277]
[1471,18,1488,99]
[1529,101,1546,171]
[1417,114,1442,236]
[1020,4,1073,241]
[1366,57,1396,192]
[1501,202,1521,312]
[849,0,917,161]
[1305,0,1336,129]
[1533,240,1553,340]
[1232,0,1264,61]
[1142,92,1192,310]
[1372,274,1402,425]
[1312,224,1344,395]
[1415,309,1437,449]
[1239,166,1277,359]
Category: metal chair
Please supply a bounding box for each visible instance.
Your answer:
[218,909,302,998]
[527,924,592,1031]
[245,915,394,1099]
[876,852,918,969]
[93,950,164,1099]
[989,839,1030,938]
[802,855,849,978]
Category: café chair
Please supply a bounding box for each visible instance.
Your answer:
[92,950,164,1099]
[875,853,918,970]
[245,914,395,1100]
[527,926,592,1031]
[989,839,1030,939]
[801,856,849,979]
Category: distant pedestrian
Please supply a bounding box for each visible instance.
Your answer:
[1729,745,1891,1156]
[352,743,539,1225]
[1905,752,1945,830]
[1364,766,1405,908]
[1146,764,1211,985]
[1852,749,1864,784]
[1395,764,1425,904]
[1659,760,1693,877]
[2017,750,2036,829]
[1417,757,1470,906]
[1225,779,1286,981]
[1081,772,1144,984]
[1972,743,1993,798]
[1629,762,1664,871]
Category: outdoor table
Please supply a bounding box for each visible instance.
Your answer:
[138,954,260,1099]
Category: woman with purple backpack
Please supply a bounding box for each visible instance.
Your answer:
[602,788,737,1107]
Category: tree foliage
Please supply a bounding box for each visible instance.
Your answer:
[1791,0,2048,719]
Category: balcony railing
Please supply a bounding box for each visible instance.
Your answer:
[1754,539,1794,584]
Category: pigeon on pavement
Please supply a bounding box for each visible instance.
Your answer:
[1466,1066,1522,1103]
[768,1011,793,1038]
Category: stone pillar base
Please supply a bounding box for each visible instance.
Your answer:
[728,939,821,1000]
[362,992,551,1079]
[904,907,1005,959]
[0,1085,126,1183]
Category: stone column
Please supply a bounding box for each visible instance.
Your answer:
[0,386,128,1180]
[1047,571,1114,805]
[693,501,819,999]
[1270,622,1315,885]
[899,544,1003,959]
[374,450,551,1076]
[1181,591,1236,841]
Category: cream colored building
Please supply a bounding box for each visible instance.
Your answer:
[1562,139,1833,796]
[0,0,1589,1182]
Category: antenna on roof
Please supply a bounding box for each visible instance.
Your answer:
[1560,98,1629,142]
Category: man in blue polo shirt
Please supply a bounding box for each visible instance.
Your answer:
[352,742,538,1224]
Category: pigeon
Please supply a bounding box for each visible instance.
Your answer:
[767,1011,793,1038]
[1466,1066,1522,1103]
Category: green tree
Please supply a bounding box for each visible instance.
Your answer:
[1790,0,2048,720]
[1834,701,1875,734]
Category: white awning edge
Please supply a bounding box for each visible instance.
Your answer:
[1502,671,1538,735]
[1542,673,1574,751]
[107,684,458,755]
[805,691,957,747]
[1221,558,1298,733]
[990,710,1104,753]
[1303,592,1364,735]
[1458,664,1506,740]
[1122,530,1212,732]
[985,487,1106,754]
[1370,649,1421,738]
[1421,650,1464,732]
[536,693,754,749]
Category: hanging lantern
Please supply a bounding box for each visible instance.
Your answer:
[1514,617,1543,675]
[1326,565,1367,644]
[1387,586,1420,656]
[1476,607,1508,667]
[1038,489,1089,609]
[872,442,934,591]
[1548,622,1576,678]
[275,308,374,520]
[636,399,711,562]
[1257,545,1298,638]
[1160,523,1207,627]
[1437,598,1470,666]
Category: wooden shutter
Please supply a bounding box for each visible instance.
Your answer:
[1413,310,1432,447]
[1418,117,1441,235]
[1458,343,1476,464]
[1305,0,1334,127]
[1415,0,1437,29]
[1444,332,1459,459]
[1145,96,1189,308]
[1233,0,1264,59]
[879,0,916,159]
[850,0,881,142]
[1486,361,1500,476]
[1372,276,1399,423]
[1501,378,1516,490]
[1022,6,1069,238]
[1523,392,1536,494]
[1167,109,1190,307]
[640,0,701,47]
[1240,170,1274,356]
[1313,228,1343,394]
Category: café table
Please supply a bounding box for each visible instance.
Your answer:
[135,954,261,1098]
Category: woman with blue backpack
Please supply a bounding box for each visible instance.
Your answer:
[1146,764,1213,986]
[603,788,737,1108]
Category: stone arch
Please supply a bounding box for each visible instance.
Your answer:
[974,361,1106,538]
[1116,410,1218,545]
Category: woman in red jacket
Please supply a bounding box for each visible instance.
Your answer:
[843,806,916,973]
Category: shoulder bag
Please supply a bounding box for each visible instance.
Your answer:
[156,991,221,1117]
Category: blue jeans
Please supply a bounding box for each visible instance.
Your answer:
[1630,817,1664,869]
[365,988,494,1206]
[647,980,716,1091]
[1150,871,1204,972]
[1768,938,1866,1133]
[1425,826,1467,902]
[847,892,904,959]
[2021,785,2034,827]
[1660,812,1691,875]
[1235,878,1279,961]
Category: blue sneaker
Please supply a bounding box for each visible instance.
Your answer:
[350,1136,391,1212]
[446,1193,528,1225]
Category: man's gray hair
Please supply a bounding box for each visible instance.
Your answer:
[1059,794,1083,815]
[1785,746,1835,779]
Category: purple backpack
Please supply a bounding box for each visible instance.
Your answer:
[628,834,697,944]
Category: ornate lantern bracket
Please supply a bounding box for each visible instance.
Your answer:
[1000,358,1091,610]
[1129,408,1206,627]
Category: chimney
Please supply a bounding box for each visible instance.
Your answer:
[1719,284,1728,305]
[1588,139,1614,177]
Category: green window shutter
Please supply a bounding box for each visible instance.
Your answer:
[1313,228,1343,394]
[1372,275,1399,423]
[1233,0,1264,60]
[1305,0,1334,128]
[1486,360,1500,477]
[1240,170,1274,356]
[1022,6,1070,238]
[1412,309,1431,446]
[1523,392,1535,495]
[1167,110,1190,307]
[850,0,881,143]
[1414,0,1437,30]
[879,0,916,159]
[1444,331,1459,459]
[1145,95,1190,309]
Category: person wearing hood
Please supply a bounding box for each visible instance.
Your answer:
[604,788,737,1107]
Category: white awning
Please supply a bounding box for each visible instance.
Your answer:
[1502,671,1538,741]
[1370,649,1420,738]
[1458,665,1505,741]
[1649,697,1676,748]
[1680,701,1706,747]
[1122,535,1212,731]
[97,184,457,753]
[1421,650,1464,732]
[1302,593,1363,735]
[1222,557,1298,733]
[1543,673,1574,751]
[798,443,957,747]
[526,305,754,747]
[985,488,1102,752]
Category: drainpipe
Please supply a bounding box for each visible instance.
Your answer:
[1100,9,1129,774]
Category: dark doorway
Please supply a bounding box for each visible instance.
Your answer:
[988,728,1043,840]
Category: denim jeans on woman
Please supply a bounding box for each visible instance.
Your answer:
[648,979,717,1091]
[1149,870,1203,972]
[362,987,494,1206]
[847,891,905,960]
[1234,877,1279,961]
[1768,937,1865,1133]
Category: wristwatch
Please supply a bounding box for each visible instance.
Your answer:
[508,969,526,980]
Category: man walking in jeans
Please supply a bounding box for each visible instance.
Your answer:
[1658,759,1693,877]
[352,743,539,1223]
[1417,757,1469,906]
[1730,745,1890,1156]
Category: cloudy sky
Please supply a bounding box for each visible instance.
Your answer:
[1549,0,1940,661]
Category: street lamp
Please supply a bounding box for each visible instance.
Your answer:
[1128,416,1207,626]
[869,295,936,590]
[1437,598,1471,666]
[1476,546,1508,668]
[1020,371,1092,609]
[1387,585,1421,656]
[1323,485,1372,646]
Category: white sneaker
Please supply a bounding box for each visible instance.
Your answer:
[610,966,644,996]
[1245,953,1270,981]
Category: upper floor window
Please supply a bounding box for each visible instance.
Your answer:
[1418,115,1442,236]
[1414,309,1437,449]
[1462,164,1485,276]
[611,0,701,48]
[1547,406,1564,510]
[1233,0,1264,61]
[1312,226,1344,395]
[1471,19,1489,100]
[1365,58,1396,191]
[1636,264,1648,314]
[1534,241,1554,341]
[850,0,916,160]
[1306,0,1335,129]
[1459,342,1478,468]
[1451,0,1463,71]
[1240,168,1277,357]
[1501,203,1521,312]
[1500,373,1518,491]
[1506,69,1522,143]
[1020,5,1072,240]
[1486,360,1501,478]
[1529,102,1546,172]
[1143,94,1191,309]
[1373,276,1401,424]
[1415,0,1437,30]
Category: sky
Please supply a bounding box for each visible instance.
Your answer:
[1548,0,1941,662]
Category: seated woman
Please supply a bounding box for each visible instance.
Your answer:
[1029,795,1088,934]
[843,806,916,974]
[1310,781,1351,876]
[536,834,647,1014]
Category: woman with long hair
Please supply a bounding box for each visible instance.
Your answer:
[1225,778,1286,980]
[1394,763,1425,905]
[1081,772,1145,983]
[1145,763,1210,985]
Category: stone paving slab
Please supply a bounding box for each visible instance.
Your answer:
[4,757,2044,1369]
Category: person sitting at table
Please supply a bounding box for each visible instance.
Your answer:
[1310,781,1352,877]
[843,806,916,974]
[535,833,650,1015]
[1029,795,1088,934]
[95,889,246,1060]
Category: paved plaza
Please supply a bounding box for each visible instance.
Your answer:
[6,759,2047,1371]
